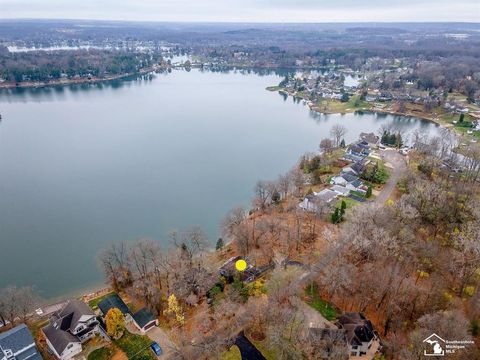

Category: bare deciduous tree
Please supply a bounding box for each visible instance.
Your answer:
[0,286,39,326]
[319,138,334,154]
[330,124,347,148]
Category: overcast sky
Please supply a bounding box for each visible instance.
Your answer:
[0,0,479,22]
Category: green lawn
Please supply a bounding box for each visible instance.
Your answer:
[304,284,338,321]
[28,318,50,337]
[88,292,114,310]
[335,197,358,209]
[221,346,242,360]
[87,347,115,360]
[250,339,278,360]
[114,331,155,360]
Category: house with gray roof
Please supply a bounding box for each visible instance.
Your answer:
[331,173,366,194]
[0,324,42,360]
[97,294,158,334]
[42,300,98,360]
[98,294,132,321]
[131,309,158,334]
[359,132,380,147]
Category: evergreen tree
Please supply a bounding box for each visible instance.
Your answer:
[366,185,373,198]
[459,113,465,123]
[271,190,281,204]
[340,138,346,148]
[216,238,224,251]
[340,200,347,217]
[331,208,340,224]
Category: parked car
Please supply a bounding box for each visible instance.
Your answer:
[150,342,163,356]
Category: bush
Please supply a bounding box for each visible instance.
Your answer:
[366,185,373,198]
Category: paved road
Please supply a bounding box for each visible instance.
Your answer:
[234,331,266,360]
[126,323,177,359]
[374,149,407,204]
[292,149,408,289]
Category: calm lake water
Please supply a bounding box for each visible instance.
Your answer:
[0,69,441,299]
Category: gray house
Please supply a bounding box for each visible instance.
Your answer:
[42,300,98,360]
[0,324,42,360]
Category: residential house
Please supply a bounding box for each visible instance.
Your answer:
[299,193,319,212]
[0,324,42,360]
[359,133,380,147]
[299,190,338,212]
[98,294,133,324]
[347,143,370,158]
[219,256,261,283]
[331,174,366,194]
[316,189,339,203]
[43,300,99,360]
[342,153,365,163]
[97,294,158,334]
[330,185,350,196]
[342,159,369,176]
[337,313,379,357]
[131,309,158,334]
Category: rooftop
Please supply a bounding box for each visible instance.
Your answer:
[0,324,42,360]
[98,294,132,317]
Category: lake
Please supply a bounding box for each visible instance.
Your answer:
[0,69,441,299]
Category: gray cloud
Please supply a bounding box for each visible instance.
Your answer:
[0,0,478,22]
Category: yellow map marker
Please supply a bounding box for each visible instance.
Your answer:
[235,259,247,272]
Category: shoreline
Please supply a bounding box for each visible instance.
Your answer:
[0,65,167,90]
[4,71,467,315]
[268,87,467,136]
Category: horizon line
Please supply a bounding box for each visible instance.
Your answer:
[0,18,479,25]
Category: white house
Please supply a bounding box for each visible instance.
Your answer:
[43,300,99,360]
[299,189,339,212]
[338,313,379,357]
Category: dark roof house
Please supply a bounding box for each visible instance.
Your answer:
[131,309,158,333]
[0,324,42,360]
[337,312,379,357]
[98,294,131,317]
[98,293,158,334]
[42,300,98,360]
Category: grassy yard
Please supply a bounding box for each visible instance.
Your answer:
[114,331,155,360]
[250,339,278,360]
[88,291,114,310]
[335,197,358,209]
[28,318,50,337]
[221,346,242,360]
[87,346,115,360]
[304,284,338,321]
[315,96,372,114]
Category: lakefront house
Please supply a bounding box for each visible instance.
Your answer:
[97,293,158,334]
[0,324,42,360]
[42,300,99,360]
